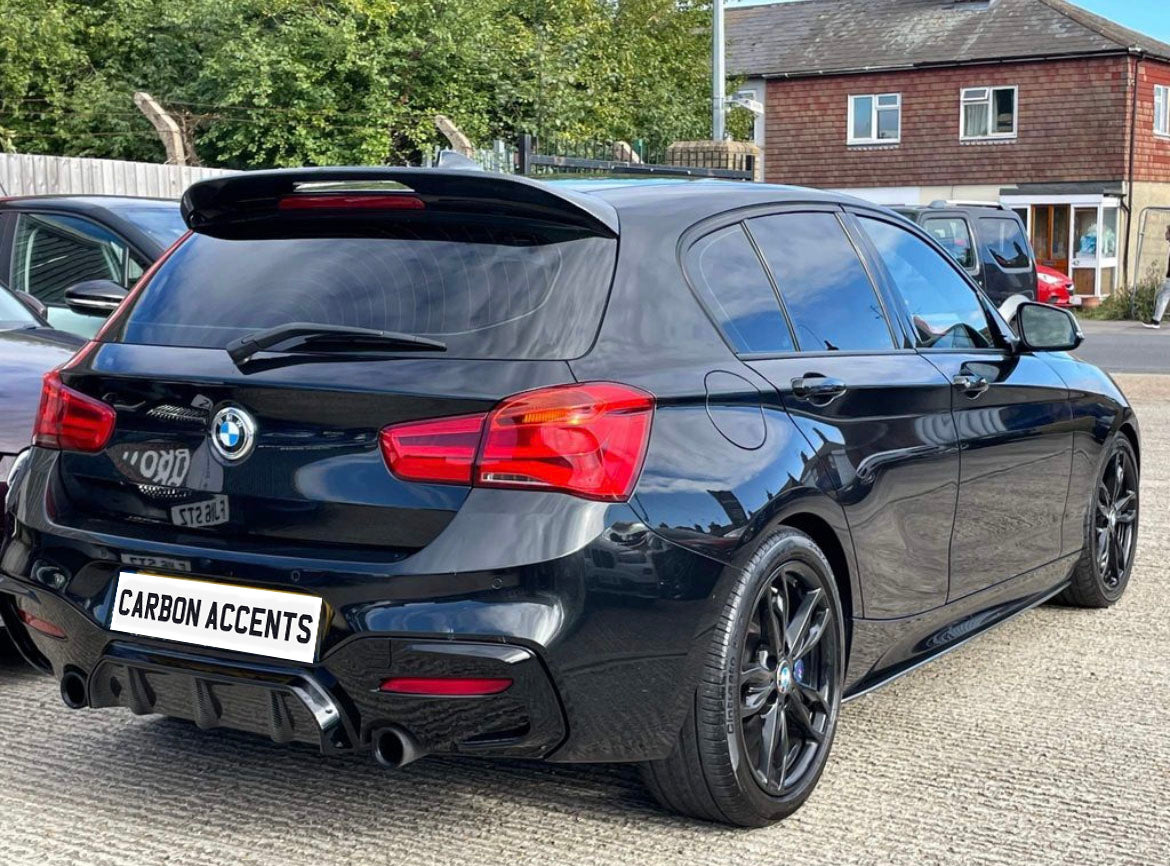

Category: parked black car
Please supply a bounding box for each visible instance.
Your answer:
[0,195,186,338]
[895,201,1037,305]
[0,170,1139,826]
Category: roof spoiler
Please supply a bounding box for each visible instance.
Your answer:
[180,167,619,238]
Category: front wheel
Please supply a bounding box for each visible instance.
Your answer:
[641,528,845,826]
[1060,434,1139,608]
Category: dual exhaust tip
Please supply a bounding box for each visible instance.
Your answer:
[60,671,424,770]
[60,670,88,709]
[371,725,424,769]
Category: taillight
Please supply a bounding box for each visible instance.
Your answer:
[477,383,654,501]
[379,413,486,484]
[379,382,654,502]
[33,370,116,452]
[379,677,513,696]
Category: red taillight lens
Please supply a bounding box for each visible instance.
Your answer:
[380,413,486,484]
[33,370,116,452]
[18,608,66,639]
[379,677,512,696]
[379,383,654,502]
[477,383,654,501]
[278,193,426,211]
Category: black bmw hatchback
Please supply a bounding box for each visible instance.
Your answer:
[0,169,1140,826]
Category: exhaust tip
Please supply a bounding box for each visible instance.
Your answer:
[371,726,424,769]
[60,669,88,710]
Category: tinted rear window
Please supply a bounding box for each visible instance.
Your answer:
[117,225,617,360]
[748,212,895,353]
[685,224,795,355]
[978,217,1031,269]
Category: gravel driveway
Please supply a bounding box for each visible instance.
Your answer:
[2,374,1167,866]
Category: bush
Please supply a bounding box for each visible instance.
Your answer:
[1077,280,1161,321]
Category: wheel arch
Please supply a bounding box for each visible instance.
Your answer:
[1119,421,1140,469]
[778,511,854,664]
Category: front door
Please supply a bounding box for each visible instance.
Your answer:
[852,211,1073,601]
[1030,205,1070,275]
[743,208,959,619]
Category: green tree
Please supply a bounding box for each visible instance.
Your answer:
[1,0,727,168]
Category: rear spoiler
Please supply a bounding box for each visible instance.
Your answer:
[181,167,619,238]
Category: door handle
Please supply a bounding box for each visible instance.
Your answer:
[952,373,990,396]
[791,375,847,403]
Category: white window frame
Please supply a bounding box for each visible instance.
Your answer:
[1155,84,1170,138]
[960,86,1018,141]
[847,93,902,145]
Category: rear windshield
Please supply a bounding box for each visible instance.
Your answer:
[116,224,617,360]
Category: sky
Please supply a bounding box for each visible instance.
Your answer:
[726,0,1170,45]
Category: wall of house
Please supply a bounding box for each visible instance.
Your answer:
[1132,58,1170,183]
[763,57,1132,188]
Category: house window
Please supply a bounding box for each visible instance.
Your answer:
[1156,85,1170,137]
[848,93,901,144]
[961,86,1017,139]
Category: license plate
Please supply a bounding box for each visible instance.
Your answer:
[109,571,324,663]
[171,495,229,529]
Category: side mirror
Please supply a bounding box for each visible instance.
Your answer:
[1015,302,1083,352]
[64,279,129,316]
[14,291,48,321]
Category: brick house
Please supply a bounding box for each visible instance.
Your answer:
[727,0,1170,299]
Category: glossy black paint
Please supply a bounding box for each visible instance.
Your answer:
[0,175,1139,767]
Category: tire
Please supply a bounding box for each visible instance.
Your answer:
[640,528,846,826]
[1059,434,1139,608]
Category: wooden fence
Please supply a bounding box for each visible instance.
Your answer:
[0,153,234,199]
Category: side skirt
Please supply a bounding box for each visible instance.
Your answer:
[842,553,1078,702]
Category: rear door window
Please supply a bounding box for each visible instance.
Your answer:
[922,216,977,272]
[979,216,1031,270]
[747,212,895,352]
[685,224,795,355]
[859,216,995,349]
[118,224,617,360]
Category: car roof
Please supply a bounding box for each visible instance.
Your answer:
[545,177,896,232]
[0,194,180,256]
[0,194,176,212]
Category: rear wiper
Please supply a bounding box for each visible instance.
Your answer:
[226,322,446,366]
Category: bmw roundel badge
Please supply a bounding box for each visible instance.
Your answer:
[210,406,257,462]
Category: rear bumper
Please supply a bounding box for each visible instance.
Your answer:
[0,586,566,759]
[1,449,732,762]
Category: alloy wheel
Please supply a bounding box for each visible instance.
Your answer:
[738,561,838,796]
[1094,447,1138,589]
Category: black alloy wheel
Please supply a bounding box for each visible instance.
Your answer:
[1061,434,1139,608]
[1093,445,1138,590]
[739,561,836,796]
[641,528,845,826]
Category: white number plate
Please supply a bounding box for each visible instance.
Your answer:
[109,571,324,663]
[171,495,229,529]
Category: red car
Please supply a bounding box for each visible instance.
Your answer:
[1036,264,1074,306]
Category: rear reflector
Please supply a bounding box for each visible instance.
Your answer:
[33,370,116,453]
[379,382,654,502]
[278,193,426,211]
[19,608,66,639]
[379,677,512,696]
